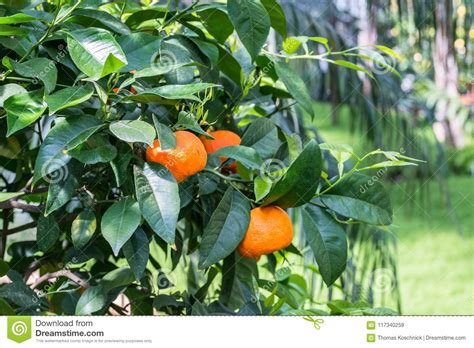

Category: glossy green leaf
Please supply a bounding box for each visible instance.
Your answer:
[0,192,23,202]
[45,159,83,215]
[71,210,97,249]
[75,285,107,315]
[0,24,28,36]
[33,115,103,185]
[45,84,94,115]
[321,173,393,225]
[199,187,250,269]
[69,134,117,164]
[5,89,47,136]
[263,140,322,208]
[152,115,176,150]
[134,163,180,244]
[254,176,272,201]
[241,118,280,158]
[72,9,131,35]
[67,28,127,80]
[227,0,270,60]
[11,58,57,93]
[302,205,347,286]
[274,61,314,117]
[109,120,156,146]
[0,13,38,24]
[37,215,60,252]
[101,197,141,256]
[0,83,26,107]
[214,146,263,169]
[117,32,161,72]
[130,83,218,103]
[123,228,149,281]
[101,267,135,292]
[261,0,287,37]
[197,6,233,44]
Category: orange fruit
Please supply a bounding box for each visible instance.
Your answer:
[146,130,207,183]
[237,206,293,259]
[200,130,241,172]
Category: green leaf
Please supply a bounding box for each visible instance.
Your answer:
[45,159,83,215]
[321,173,393,225]
[227,0,271,60]
[0,192,23,202]
[67,28,127,80]
[101,197,141,256]
[0,259,9,277]
[0,13,38,24]
[71,210,97,249]
[33,115,103,185]
[0,281,42,309]
[134,163,180,244]
[241,118,280,158]
[302,205,347,286]
[282,37,302,55]
[263,140,322,208]
[45,84,94,115]
[199,187,250,269]
[37,215,60,252]
[101,267,135,292]
[254,176,272,201]
[123,228,149,281]
[11,58,57,93]
[4,89,47,136]
[152,115,176,150]
[274,61,314,117]
[197,7,233,44]
[373,45,402,60]
[0,298,14,315]
[117,32,161,72]
[110,142,133,187]
[175,112,208,137]
[0,83,26,107]
[130,83,218,103]
[326,59,373,78]
[261,0,287,37]
[75,285,107,315]
[0,24,28,36]
[69,134,117,164]
[72,9,131,35]
[109,120,156,146]
[214,145,263,169]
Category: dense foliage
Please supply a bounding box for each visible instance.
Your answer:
[0,0,419,315]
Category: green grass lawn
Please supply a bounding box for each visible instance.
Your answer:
[311,102,474,315]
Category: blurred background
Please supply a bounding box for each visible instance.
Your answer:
[270,0,473,315]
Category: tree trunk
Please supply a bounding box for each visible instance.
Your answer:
[432,0,465,148]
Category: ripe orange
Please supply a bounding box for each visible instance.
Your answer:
[237,206,293,259]
[146,130,207,183]
[200,130,241,172]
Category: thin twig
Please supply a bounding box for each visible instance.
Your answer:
[30,270,91,289]
[1,209,9,259]
[0,201,42,213]
[7,222,37,235]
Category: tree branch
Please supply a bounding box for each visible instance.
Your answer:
[7,222,37,235]
[30,270,91,289]
[0,201,42,213]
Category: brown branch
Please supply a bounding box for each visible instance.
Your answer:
[30,270,91,289]
[0,201,42,213]
[0,209,9,259]
[7,221,36,235]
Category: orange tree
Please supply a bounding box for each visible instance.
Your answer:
[0,0,418,315]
